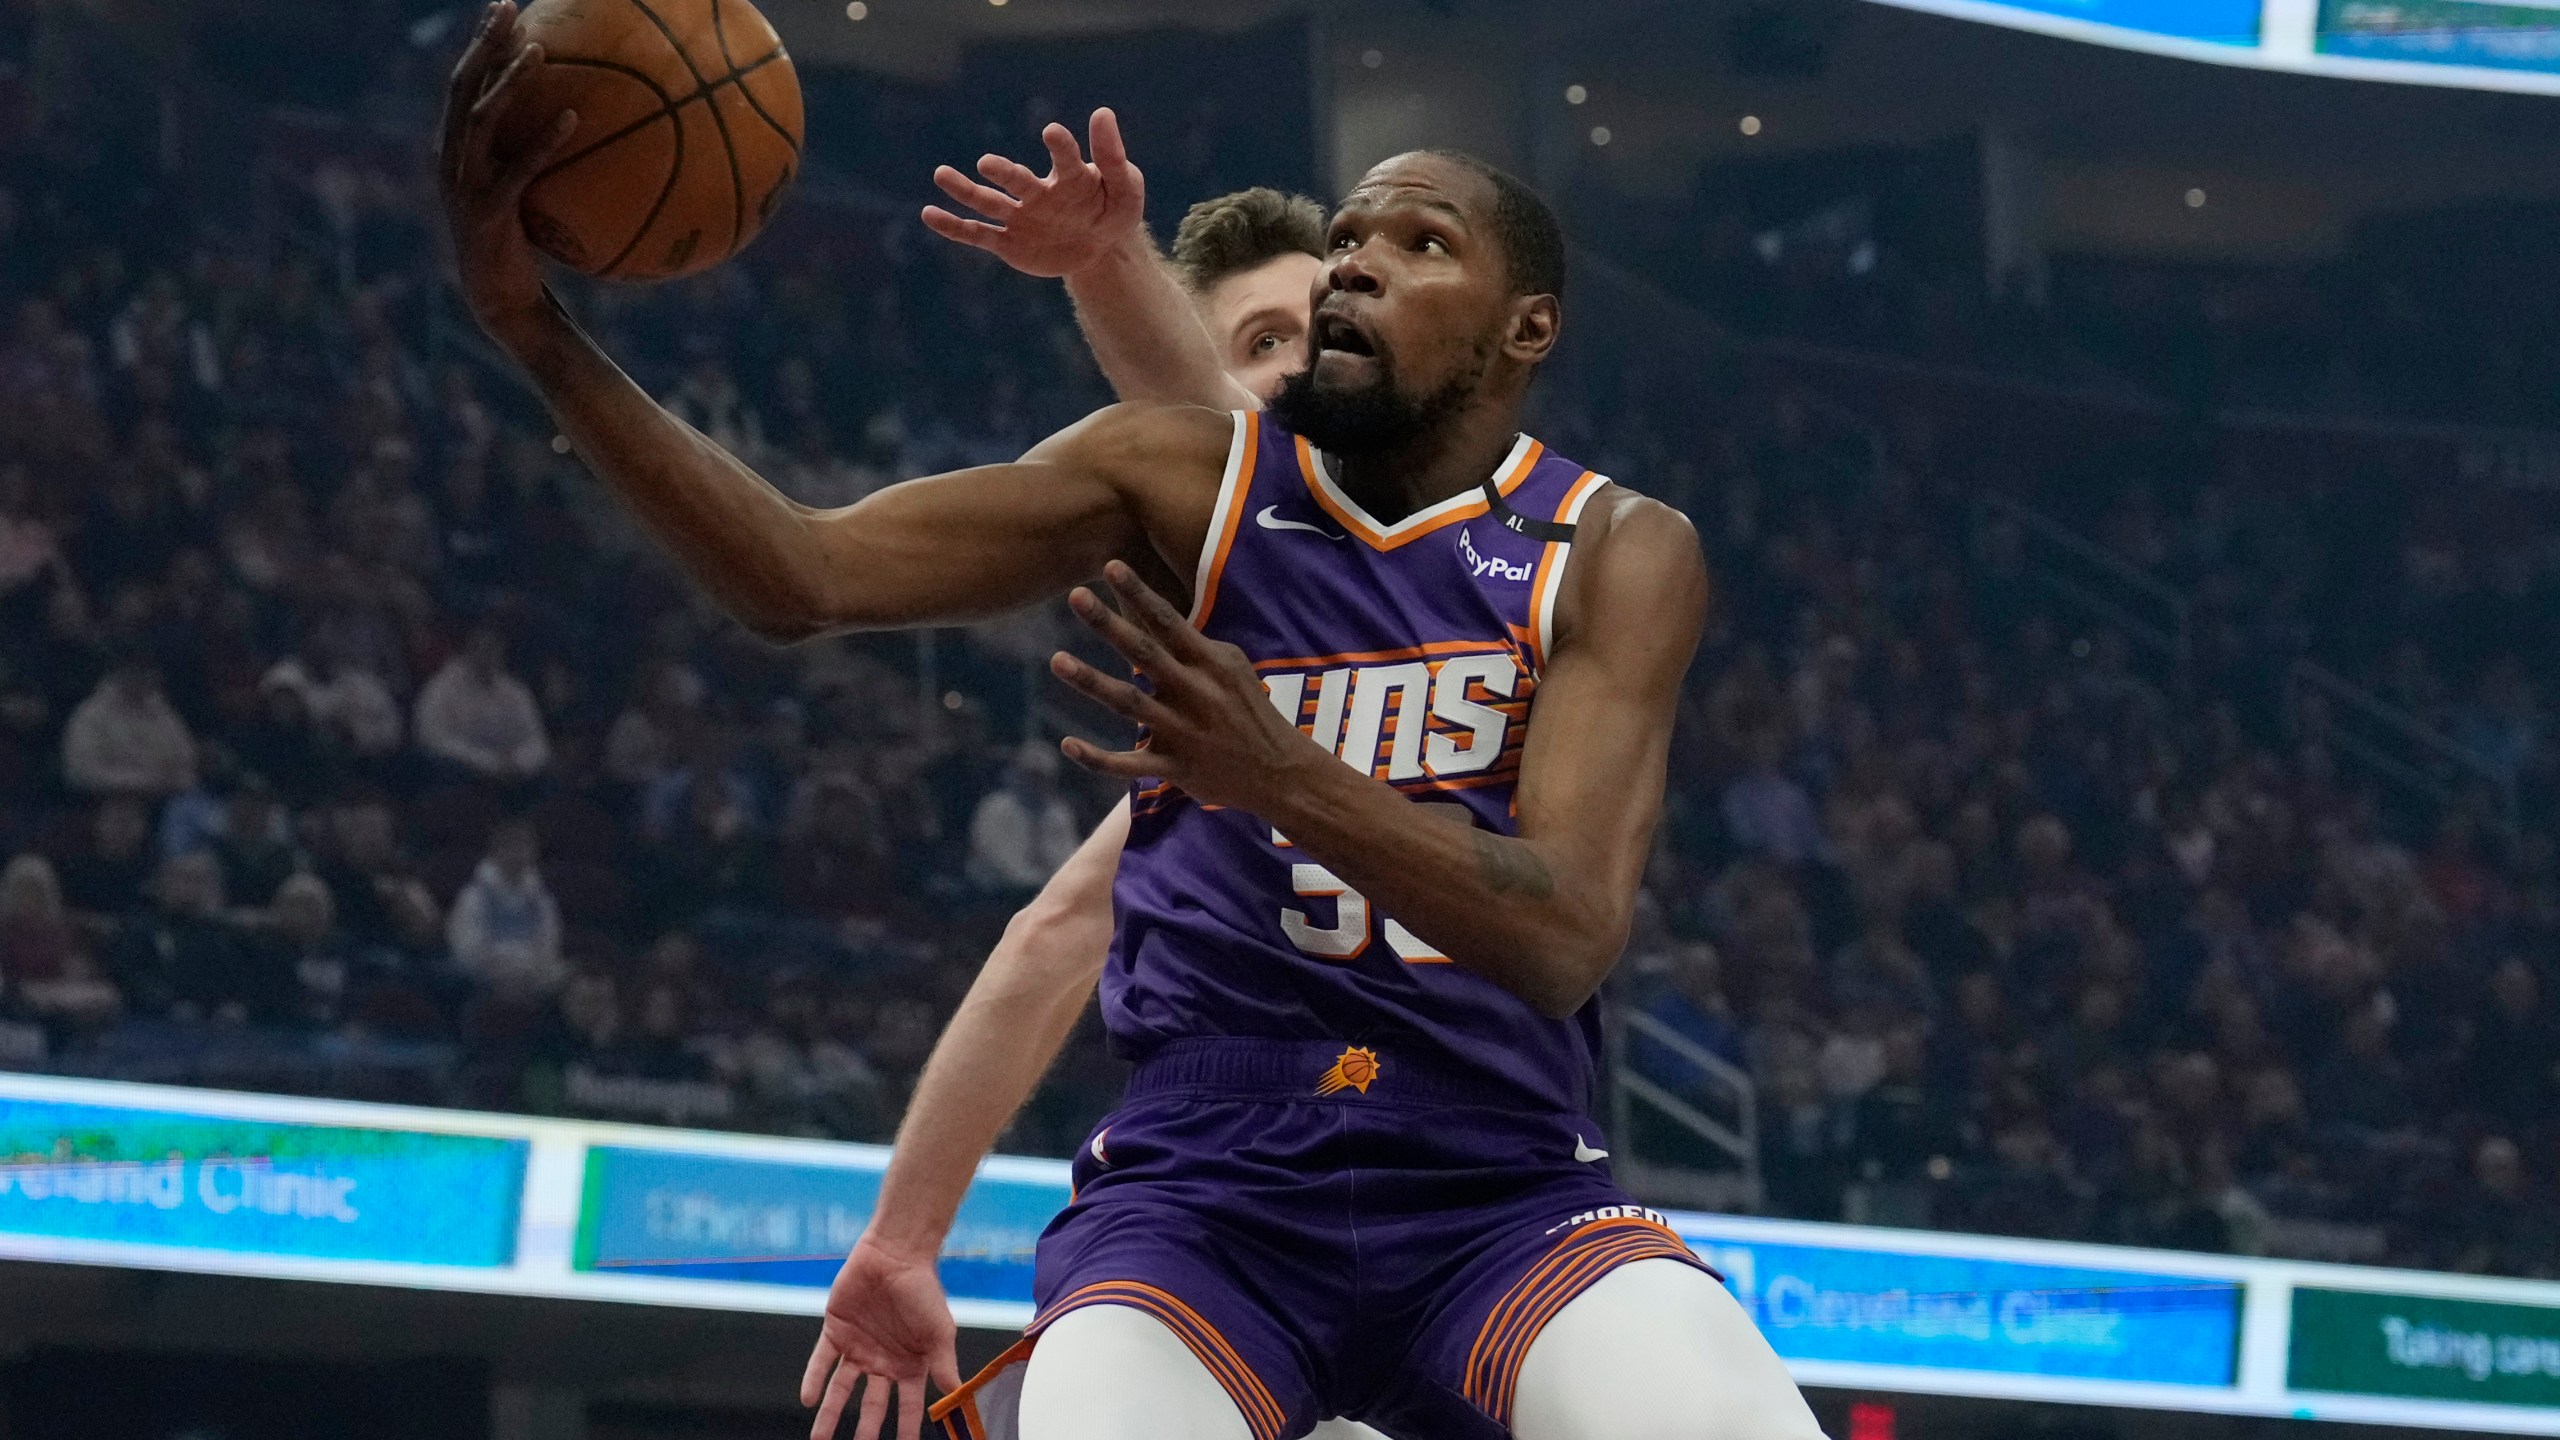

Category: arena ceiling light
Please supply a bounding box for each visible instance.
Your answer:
[1863,0,2560,96]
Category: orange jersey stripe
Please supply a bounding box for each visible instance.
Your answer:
[1187,419,1259,628]
[1034,1282,1287,1439]
[1463,1221,1698,1421]
[1463,1218,1691,1401]
[1484,1235,1699,1421]
[1252,638,1520,671]
[1296,435,1545,551]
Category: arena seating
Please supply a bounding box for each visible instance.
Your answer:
[1,27,2554,1285]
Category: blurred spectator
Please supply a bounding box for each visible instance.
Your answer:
[111,851,283,1022]
[0,855,81,993]
[2468,957,2559,1132]
[2447,1137,2555,1278]
[604,660,704,789]
[446,820,564,999]
[311,795,443,956]
[968,741,1081,897]
[2,854,120,1034]
[52,797,157,919]
[61,653,197,797]
[1721,727,1828,867]
[235,673,333,804]
[414,625,549,783]
[778,772,898,922]
[264,637,405,762]
[206,775,302,908]
[1629,940,1746,1072]
[265,872,356,1030]
[0,463,64,619]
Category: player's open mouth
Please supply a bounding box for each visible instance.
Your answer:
[1315,313,1376,358]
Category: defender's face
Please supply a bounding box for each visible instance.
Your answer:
[1306,155,1515,412]
[1202,253,1324,402]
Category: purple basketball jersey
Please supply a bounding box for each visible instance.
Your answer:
[1106,410,1616,1118]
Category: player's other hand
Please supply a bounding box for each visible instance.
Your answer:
[437,0,576,347]
[922,107,1148,279]
[1052,562,1331,813]
[800,1236,962,1440]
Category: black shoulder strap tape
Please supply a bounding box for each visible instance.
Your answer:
[1484,476,1578,544]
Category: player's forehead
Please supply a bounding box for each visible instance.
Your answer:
[1205,254,1318,330]
[1332,154,1493,230]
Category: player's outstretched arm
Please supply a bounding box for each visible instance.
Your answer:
[440,10,1227,642]
[1052,497,1707,1019]
[799,802,1126,1440]
[923,108,1257,412]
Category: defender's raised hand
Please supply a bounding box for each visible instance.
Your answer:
[922,108,1147,278]
[438,1,576,346]
[1051,562,1330,811]
[799,1236,961,1440]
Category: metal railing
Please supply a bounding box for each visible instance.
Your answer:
[2287,660,2522,836]
[1974,494,2194,691]
[1606,1004,1761,1213]
[1975,495,2514,838]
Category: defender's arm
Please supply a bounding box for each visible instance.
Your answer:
[866,800,1123,1264]
[799,803,1126,1440]
[923,109,1256,412]
[1056,495,1707,1018]
[441,10,1225,642]
[1066,232,1260,411]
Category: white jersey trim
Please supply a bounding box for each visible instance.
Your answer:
[1305,432,1538,546]
[1188,410,1256,628]
[1534,474,1613,666]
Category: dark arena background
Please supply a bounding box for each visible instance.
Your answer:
[4,0,2560,1436]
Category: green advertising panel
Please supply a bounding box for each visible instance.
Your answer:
[2291,1286,2560,1407]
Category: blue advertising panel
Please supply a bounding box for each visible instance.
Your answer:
[1679,1224,2243,1386]
[0,1098,526,1267]
[574,1145,1069,1305]
[1886,0,2264,43]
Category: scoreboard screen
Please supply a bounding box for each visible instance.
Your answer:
[1867,0,2560,91]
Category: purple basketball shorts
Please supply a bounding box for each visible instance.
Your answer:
[934,1037,1710,1440]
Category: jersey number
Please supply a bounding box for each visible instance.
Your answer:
[1280,861,1450,964]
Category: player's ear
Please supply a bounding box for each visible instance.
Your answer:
[1503,294,1560,365]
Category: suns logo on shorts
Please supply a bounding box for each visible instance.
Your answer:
[1315,1046,1382,1096]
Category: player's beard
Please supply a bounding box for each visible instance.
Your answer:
[1270,339,1490,458]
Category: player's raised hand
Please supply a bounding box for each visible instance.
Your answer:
[922,108,1148,279]
[1052,562,1332,812]
[438,0,576,344]
[800,1236,962,1440]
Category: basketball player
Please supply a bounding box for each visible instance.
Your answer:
[441,11,1821,1440]
[836,119,1393,1440]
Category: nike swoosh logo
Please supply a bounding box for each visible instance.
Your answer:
[1574,1135,1610,1164]
[1256,506,1343,540]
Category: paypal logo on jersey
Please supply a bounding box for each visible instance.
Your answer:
[1459,526,1534,583]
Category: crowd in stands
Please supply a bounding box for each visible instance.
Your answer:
[2,12,2558,1281]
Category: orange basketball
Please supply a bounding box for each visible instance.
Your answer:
[501,0,802,283]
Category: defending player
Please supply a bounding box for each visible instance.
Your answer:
[442,10,1821,1439]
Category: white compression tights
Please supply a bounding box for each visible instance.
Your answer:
[1510,1259,1827,1440]
[1016,1260,1822,1440]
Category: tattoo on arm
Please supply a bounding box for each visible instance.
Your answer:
[1471,830,1557,900]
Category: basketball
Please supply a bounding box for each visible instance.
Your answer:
[500,0,802,283]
